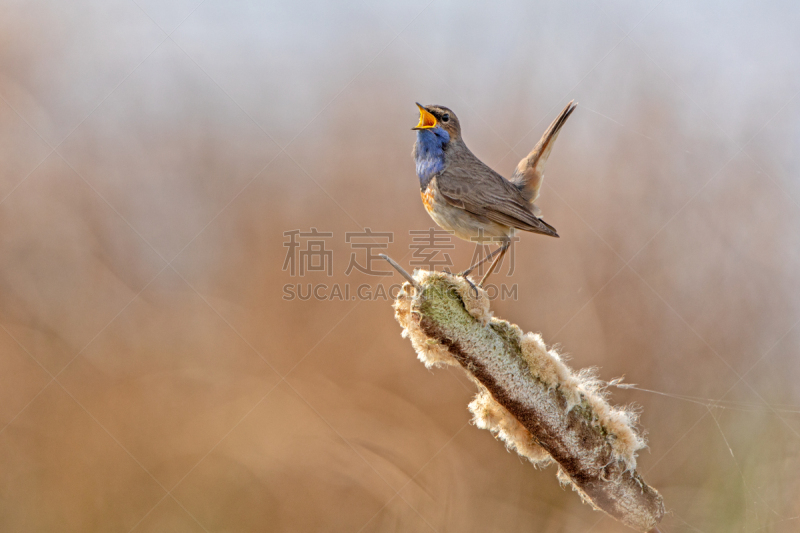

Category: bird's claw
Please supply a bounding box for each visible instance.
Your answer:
[460,274,479,299]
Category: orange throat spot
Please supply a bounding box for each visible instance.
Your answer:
[421,189,435,213]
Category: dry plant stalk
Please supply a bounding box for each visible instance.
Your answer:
[392,270,664,532]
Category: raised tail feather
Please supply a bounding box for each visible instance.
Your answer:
[510,100,577,204]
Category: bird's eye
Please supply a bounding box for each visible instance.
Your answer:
[442,113,450,122]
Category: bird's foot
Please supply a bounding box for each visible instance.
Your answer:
[458,272,479,299]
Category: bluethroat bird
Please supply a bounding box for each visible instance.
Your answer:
[412,101,576,289]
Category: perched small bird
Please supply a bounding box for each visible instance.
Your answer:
[412,101,576,287]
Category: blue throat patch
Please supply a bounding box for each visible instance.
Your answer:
[415,127,450,190]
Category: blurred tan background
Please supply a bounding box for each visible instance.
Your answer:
[1,0,800,531]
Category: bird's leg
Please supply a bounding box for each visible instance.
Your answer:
[458,243,506,298]
[459,244,506,277]
[479,241,510,287]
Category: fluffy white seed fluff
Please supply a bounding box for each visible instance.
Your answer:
[393,270,646,471]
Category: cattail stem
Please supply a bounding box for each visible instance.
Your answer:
[391,268,664,532]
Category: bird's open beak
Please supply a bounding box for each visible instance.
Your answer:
[413,103,437,130]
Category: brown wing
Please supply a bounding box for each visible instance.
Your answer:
[436,150,559,237]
